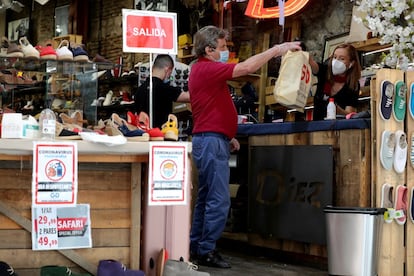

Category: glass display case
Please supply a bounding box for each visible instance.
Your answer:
[0,58,102,126]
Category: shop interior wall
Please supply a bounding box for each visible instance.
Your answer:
[1,0,354,71]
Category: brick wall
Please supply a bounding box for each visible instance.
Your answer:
[6,0,353,70]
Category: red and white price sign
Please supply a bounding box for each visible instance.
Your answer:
[32,204,92,250]
[32,207,58,250]
[122,9,177,54]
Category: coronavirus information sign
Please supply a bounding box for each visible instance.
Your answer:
[122,9,177,54]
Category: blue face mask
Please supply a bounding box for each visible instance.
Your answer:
[163,78,170,84]
[218,50,229,63]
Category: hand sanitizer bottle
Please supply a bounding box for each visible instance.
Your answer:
[39,108,56,140]
[326,97,336,120]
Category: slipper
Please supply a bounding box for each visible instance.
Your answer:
[409,82,414,119]
[393,80,407,122]
[379,80,394,120]
[394,185,407,225]
[380,130,395,171]
[393,130,408,174]
[381,183,394,223]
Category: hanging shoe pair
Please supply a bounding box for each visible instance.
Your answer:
[381,183,407,225]
[380,129,407,173]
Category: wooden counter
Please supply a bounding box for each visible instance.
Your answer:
[226,120,371,262]
[0,139,191,276]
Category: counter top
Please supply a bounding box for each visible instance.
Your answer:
[237,118,371,136]
[0,139,191,156]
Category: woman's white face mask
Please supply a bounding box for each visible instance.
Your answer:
[332,58,348,75]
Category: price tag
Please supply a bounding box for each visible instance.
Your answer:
[32,207,58,250]
[32,204,92,250]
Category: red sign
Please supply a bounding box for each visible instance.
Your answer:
[122,9,177,54]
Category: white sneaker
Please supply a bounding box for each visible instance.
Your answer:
[394,130,408,174]
[56,40,73,61]
[19,37,40,59]
[103,90,113,106]
[380,130,395,171]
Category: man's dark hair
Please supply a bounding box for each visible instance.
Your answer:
[153,54,174,69]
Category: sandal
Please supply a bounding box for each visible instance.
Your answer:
[107,113,149,142]
[161,114,179,141]
[137,111,164,141]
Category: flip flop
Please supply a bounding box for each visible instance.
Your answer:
[379,80,394,120]
[393,80,407,122]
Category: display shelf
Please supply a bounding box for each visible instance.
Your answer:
[0,58,99,126]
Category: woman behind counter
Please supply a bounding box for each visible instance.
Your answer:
[309,43,362,120]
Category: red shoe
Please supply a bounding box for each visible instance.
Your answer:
[127,111,138,126]
[138,111,164,141]
[37,44,57,60]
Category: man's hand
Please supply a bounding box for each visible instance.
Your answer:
[230,138,240,152]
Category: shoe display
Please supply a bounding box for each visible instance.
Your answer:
[198,250,231,269]
[393,130,407,174]
[19,36,40,59]
[380,130,395,171]
[394,185,407,225]
[393,80,406,122]
[379,80,394,120]
[56,39,73,61]
[161,114,179,141]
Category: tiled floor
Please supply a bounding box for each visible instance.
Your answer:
[197,239,328,276]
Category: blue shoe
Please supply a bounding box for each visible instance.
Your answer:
[409,82,414,119]
[379,80,394,120]
[71,45,89,62]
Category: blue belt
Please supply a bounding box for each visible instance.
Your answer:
[193,132,230,141]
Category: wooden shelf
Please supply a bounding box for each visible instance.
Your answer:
[352,37,391,52]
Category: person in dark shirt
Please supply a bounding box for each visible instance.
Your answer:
[309,43,362,120]
[133,54,190,128]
